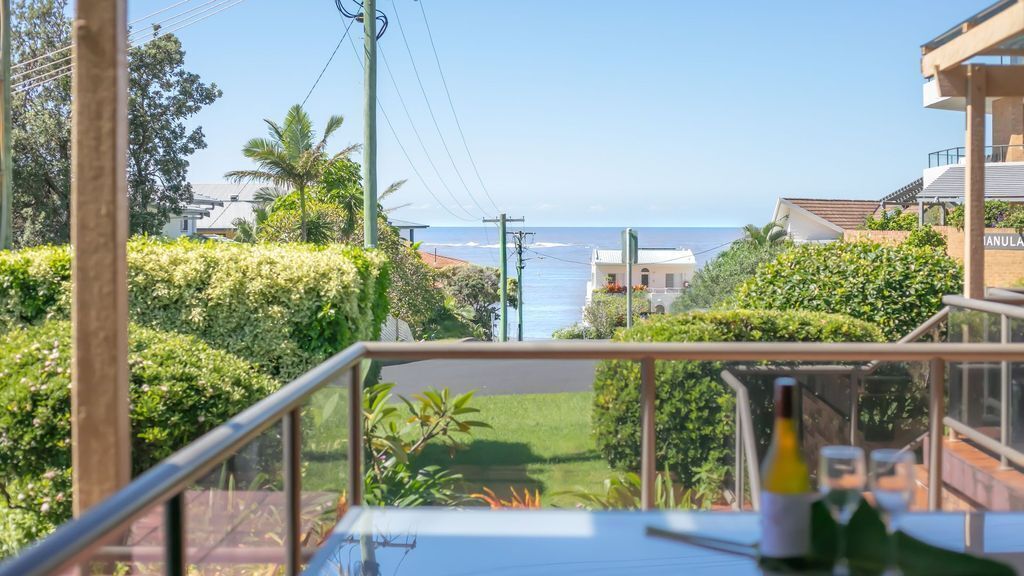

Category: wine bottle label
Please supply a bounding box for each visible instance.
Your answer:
[759,492,811,559]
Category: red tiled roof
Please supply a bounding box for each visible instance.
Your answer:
[784,198,881,231]
[418,250,470,269]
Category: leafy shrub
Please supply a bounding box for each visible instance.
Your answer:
[904,226,947,250]
[581,292,651,339]
[671,241,790,312]
[0,238,391,380]
[947,200,1016,229]
[552,323,603,340]
[0,321,277,556]
[592,309,881,488]
[863,209,918,231]
[734,241,962,340]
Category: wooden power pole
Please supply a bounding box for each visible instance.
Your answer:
[483,214,524,341]
[0,0,11,250]
[362,0,378,248]
[508,230,534,341]
[70,0,131,515]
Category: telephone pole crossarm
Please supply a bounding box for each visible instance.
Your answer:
[508,230,534,341]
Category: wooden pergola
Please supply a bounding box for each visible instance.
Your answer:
[922,0,1024,298]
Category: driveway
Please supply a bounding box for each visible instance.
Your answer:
[380,359,599,397]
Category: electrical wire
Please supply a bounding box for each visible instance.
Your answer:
[412,0,500,213]
[379,46,477,220]
[386,0,489,218]
[14,0,249,93]
[301,15,358,107]
[345,30,475,223]
[334,0,387,40]
[524,247,591,266]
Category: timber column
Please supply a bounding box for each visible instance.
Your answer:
[71,0,131,515]
[964,64,986,299]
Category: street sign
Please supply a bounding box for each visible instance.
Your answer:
[621,229,638,264]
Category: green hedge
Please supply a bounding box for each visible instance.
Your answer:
[734,241,962,340]
[592,309,882,487]
[0,238,391,380]
[0,321,278,556]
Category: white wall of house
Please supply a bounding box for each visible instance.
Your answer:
[772,201,842,243]
[162,215,194,239]
[584,249,696,318]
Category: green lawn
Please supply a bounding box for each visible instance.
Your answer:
[412,391,611,506]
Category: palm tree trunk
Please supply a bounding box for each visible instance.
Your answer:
[299,185,307,242]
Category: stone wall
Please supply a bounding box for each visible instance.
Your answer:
[843,226,1024,287]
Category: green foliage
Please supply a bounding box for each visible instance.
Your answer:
[563,469,711,510]
[579,292,651,339]
[11,1,221,245]
[903,226,947,250]
[592,310,881,488]
[0,238,391,380]
[362,383,489,507]
[863,209,918,231]
[552,323,603,340]
[671,241,790,312]
[735,241,962,340]
[946,200,1018,230]
[0,321,277,555]
[740,219,788,248]
[435,265,501,340]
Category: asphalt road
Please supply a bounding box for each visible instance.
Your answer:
[380,359,599,397]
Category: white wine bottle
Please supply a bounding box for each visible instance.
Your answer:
[759,377,811,566]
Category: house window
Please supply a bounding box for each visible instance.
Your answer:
[606,273,617,285]
[180,218,189,232]
[665,273,675,288]
[640,268,650,287]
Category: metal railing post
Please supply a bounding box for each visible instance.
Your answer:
[928,357,945,511]
[283,409,302,575]
[640,358,656,510]
[849,371,860,446]
[1001,314,1010,469]
[734,401,744,511]
[165,493,186,576]
[348,364,364,506]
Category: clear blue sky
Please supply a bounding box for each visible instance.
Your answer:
[132,0,994,227]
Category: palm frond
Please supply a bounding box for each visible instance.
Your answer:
[380,179,407,201]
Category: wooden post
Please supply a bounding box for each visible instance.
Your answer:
[70,0,131,516]
[0,0,11,250]
[964,64,986,299]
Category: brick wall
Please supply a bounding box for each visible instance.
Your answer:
[843,226,1024,287]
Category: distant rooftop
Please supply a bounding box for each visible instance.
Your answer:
[193,182,268,231]
[419,250,470,269]
[782,198,880,231]
[593,248,694,266]
[388,219,429,230]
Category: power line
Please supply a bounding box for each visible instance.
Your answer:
[379,46,477,220]
[345,30,475,223]
[301,15,358,107]
[524,247,591,266]
[129,0,196,26]
[412,0,500,213]
[14,0,250,92]
[386,0,489,218]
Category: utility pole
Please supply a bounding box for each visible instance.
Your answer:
[482,214,524,341]
[0,0,11,250]
[362,0,378,248]
[508,230,534,341]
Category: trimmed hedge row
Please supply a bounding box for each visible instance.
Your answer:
[0,321,278,556]
[592,309,882,487]
[734,241,962,340]
[0,238,391,380]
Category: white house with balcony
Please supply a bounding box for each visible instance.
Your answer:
[585,248,696,314]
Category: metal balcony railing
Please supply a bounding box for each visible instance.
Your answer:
[928,144,1024,168]
[4,297,1024,576]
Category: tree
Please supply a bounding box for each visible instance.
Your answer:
[225,105,355,242]
[740,219,787,248]
[671,241,790,313]
[10,2,221,245]
[438,265,502,340]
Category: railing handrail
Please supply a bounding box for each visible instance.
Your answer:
[5,294,1024,576]
[943,294,1024,321]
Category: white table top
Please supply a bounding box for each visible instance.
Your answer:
[304,507,1024,575]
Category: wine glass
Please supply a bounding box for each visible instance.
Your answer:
[818,446,866,575]
[869,449,916,576]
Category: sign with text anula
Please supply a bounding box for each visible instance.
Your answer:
[984,233,1024,250]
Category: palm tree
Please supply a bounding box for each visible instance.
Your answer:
[231,187,282,243]
[225,104,355,242]
[741,219,788,248]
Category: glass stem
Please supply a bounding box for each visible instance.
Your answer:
[837,522,848,572]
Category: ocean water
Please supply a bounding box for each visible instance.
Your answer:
[416,227,743,340]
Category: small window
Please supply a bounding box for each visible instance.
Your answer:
[655,305,665,314]
[606,273,617,285]
[665,273,675,288]
[640,268,650,287]
[180,218,189,232]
